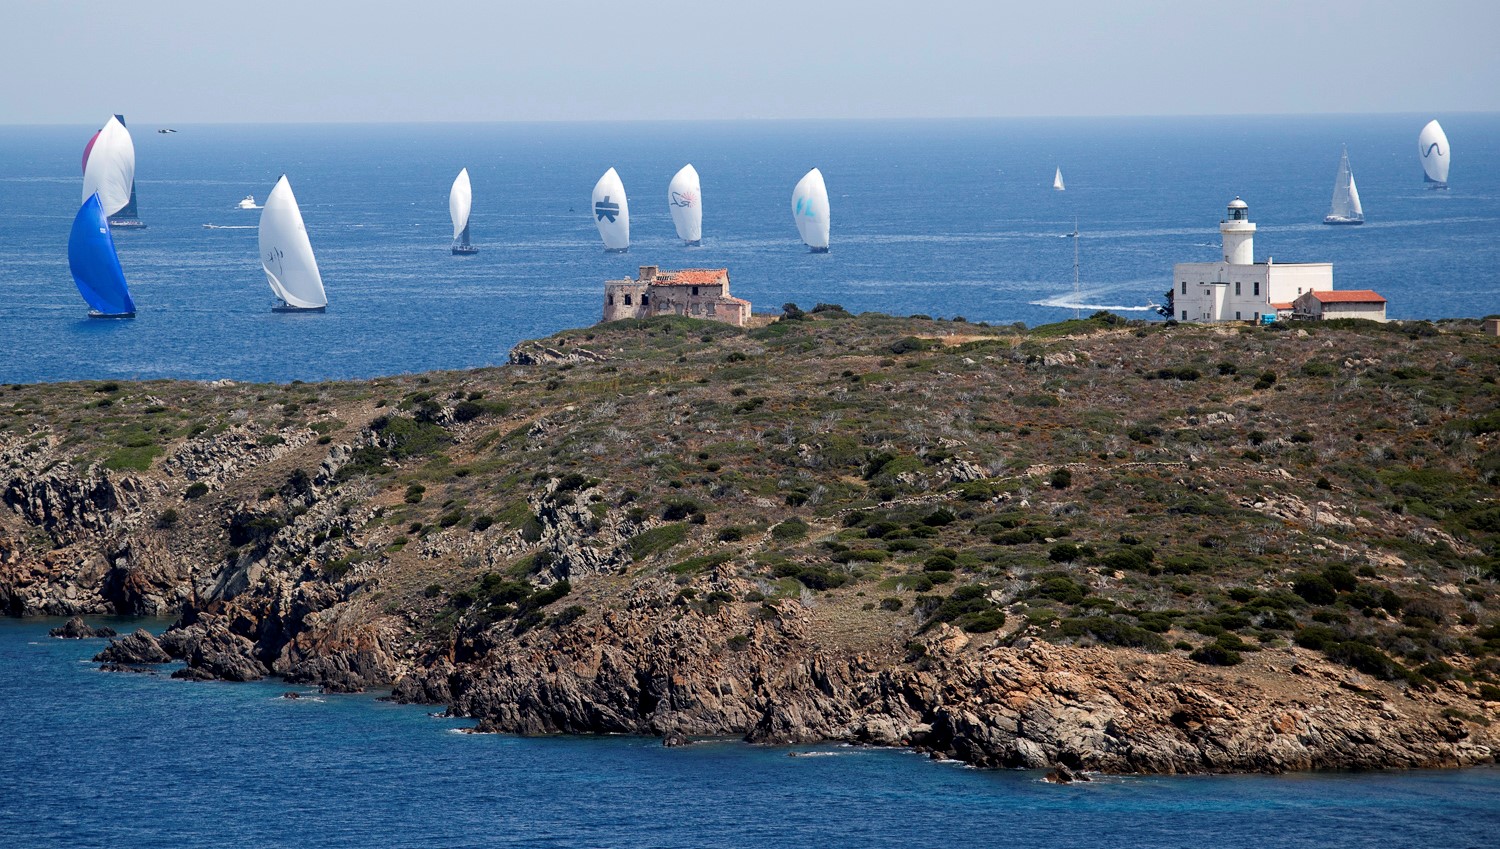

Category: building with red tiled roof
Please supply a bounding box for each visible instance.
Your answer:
[1292,289,1388,322]
[601,266,750,327]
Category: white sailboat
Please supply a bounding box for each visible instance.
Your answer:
[450,168,477,255]
[1323,146,1364,225]
[1418,119,1450,188]
[259,175,328,313]
[791,168,830,252]
[81,116,143,227]
[667,164,702,246]
[1053,168,1065,191]
[592,167,630,252]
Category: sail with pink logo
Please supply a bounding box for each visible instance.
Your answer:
[667,164,702,246]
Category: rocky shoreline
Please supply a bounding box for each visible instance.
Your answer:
[4,313,1498,774]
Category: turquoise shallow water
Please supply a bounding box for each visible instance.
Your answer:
[2,617,1497,848]
[0,115,1497,384]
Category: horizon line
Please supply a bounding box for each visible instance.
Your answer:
[3,109,1497,129]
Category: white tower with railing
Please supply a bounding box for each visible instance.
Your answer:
[1221,197,1255,265]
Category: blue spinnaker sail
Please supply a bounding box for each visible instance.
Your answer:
[68,193,135,316]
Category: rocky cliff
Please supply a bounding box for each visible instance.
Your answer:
[4,311,1498,773]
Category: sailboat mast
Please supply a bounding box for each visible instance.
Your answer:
[1073,221,1080,320]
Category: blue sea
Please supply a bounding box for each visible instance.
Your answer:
[1,115,1498,384]
[1,618,1497,848]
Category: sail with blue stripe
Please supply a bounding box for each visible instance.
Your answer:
[68,193,136,317]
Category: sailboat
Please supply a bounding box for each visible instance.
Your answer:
[791,168,830,252]
[1322,146,1364,225]
[592,168,630,252]
[1053,168,1065,191]
[259,175,328,313]
[450,168,477,255]
[81,115,145,229]
[69,193,136,319]
[1418,119,1450,188]
[668,164,702,246]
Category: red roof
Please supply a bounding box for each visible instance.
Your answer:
[1305,290,1386,304]
[1270,302,1294,310]
[656,269,728,286]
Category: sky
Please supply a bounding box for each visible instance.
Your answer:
[3,0,1498,124]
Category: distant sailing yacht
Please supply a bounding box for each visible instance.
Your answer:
[69,193,137,318]
[81,115,145,229]
[668,164,702,246]
[1418,119,1450,188]
[259,175,328,313]
[791,168,830,252]
[450,168,478,255]
[1322,146,1364,225]
[1053,168,1065,191]
[592,168,630,252]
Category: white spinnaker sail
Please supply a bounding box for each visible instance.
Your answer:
[1418,119,1450,185]
[449,168,472,240]
[1053,168,1065,191]
[592,167,630,250]
[259,175,328,309]
[667,164,702,243]
[791,168,830,249]
[81,116,136,217]
[1329,148,1362,220]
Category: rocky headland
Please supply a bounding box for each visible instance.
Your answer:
[3,310,1498,773]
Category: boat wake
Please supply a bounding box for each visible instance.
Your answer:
[203,224,255,229]
[1030,294,1157,312]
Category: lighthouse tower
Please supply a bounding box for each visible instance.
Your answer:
[1221,197,1254,265]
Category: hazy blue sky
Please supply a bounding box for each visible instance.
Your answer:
[3,0,1497,124]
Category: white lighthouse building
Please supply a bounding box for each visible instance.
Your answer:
[1171,197,1334,323]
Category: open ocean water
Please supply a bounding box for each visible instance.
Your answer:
[0,114,1498,384]
[2,617,1498,849]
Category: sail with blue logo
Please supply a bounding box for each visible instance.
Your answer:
[68,193,136,318]
[1418,119,1450,187]
[791,168,830,252]
[592,168,630,252]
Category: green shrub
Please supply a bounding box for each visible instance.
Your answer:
[1190,640,1243,666]
[771,517,809,541]
[1050,468,1073,489]
[184,481,210,500]
[880,597,904,612]
[155,509,179,528]
[630,522,688,561]
[105,444,161,471]
[1292,573,1338,605]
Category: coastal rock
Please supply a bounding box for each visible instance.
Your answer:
[49,616,116,639]
[94,628,171,664]
[171,624,268,682]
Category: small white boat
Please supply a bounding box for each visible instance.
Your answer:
[259,175,328,313]
[1323,146,1364,225]
[82,115,145,228]
[591,167,630,252]
[238,195,259,210]
[667,164,702,246]
[1053,168,1065,191]
[450,168,477,255]
[791,168,830,252]
[1418,119,1450,188]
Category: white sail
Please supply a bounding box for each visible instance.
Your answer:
[1325,147,1364,223]
[791,168,830,250]
[667,164,702,244]
[1418,119,1450,185]
[258,175,328,309]
[1053,168,1065,191]
[81,116,135,217]
[449,168,472,241]
[592,167,630,251]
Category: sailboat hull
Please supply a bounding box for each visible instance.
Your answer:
[1322,216,1363,226]
[452,245,479,255]
[107,218,147,230]
[604,247,630,254]
[87,310,136,319]
[271,304,326,313]
[684,240,701,247]
[808,246,830,254]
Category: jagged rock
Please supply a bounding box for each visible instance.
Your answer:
[94,629,171,664]
[282,691,302,700]
[170,624,268,682]
[49,616,115,638]
[508,342,607,366]
[662,731,689,747]
[1043,764,1089,784]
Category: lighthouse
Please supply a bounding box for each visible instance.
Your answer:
[1221,197,1254,265]
[1170,196,1335,323]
